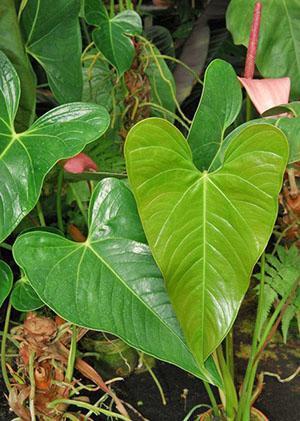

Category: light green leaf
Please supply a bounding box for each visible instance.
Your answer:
[0,51,110,242]
[281,304,297,343]
[13,178,221,386]
[0,260,13,307]
[0,0,36,130]
[11,276,43,312]
[21,0,82,103]
[275,117,300,164]
[125,118,288,365]
[84,0,142,75]
[187,59,242,171]
[226,0,300,99]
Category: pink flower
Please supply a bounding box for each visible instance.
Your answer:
[63,153,98,174]
[238,77,291,115]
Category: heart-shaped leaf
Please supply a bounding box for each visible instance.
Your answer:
[0,260,13,307]
[13,178,221,386]
[125,118,288,364]
[187,59,242,171]
[21,0,83,103]
[11,276,43,312]
[84,0,142,75]
[0,52,110,242]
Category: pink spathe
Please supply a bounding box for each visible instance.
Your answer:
[63,153,98,174]
[238,77,291,115]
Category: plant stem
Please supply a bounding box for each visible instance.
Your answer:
[56,168,64,233]
[0,242,12,251]
[225,327,234,381]
[80,18,91,45]
[65,325,77,383]
[245,95,252,121]
[237,252,265,421]
[203,382,220,417]
[216,345,238,420]
[69,184,88,226]
[141,353,167,406]
[244,2,262,79]
[1,300,12,392]
[36,201,46,227]
[28,351,36,421]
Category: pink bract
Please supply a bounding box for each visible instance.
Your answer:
[238,77,291,115]
[63,153,98,174]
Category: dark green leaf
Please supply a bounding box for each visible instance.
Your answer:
[0,260,13,307]
[21,0,83,103]
[125,118,288,365]
[11,276,43,311]
[187,59,242,171]
[263,102,300,118]
[0,0,36,130]
[13,178,221,385]
[0,52,110,242]
[85,0,142,75]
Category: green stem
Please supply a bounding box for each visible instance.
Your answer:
[65,325,77,383]
[141,353,167,406]
[81,18,91,45]
[203,382,220,417]
[216,345,238,420]
[138,102,190,131]
[48,399,129,420]
[28,351,36,421]
[225,327,234,381]
[0,242,12,251]
[36,201,46,227]
[56,168,64,233]
[1,300,12,392]
[237,253,265,421]
[245,94,252,122]
[69,184,88,226]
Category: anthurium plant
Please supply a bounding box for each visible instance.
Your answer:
[0,1,299,420]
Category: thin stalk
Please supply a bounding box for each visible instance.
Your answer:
[48,399,129,420]
[216,345,238,420]
[36,201,46,227]
[1,301,12,392]
[225,327,234,380]
[0,242,12,251]
[142,354,167,406]
[237,253,266,421]
[65,325,77,383]
[69,184,88,226]
[81,18,91,45]
[56,168,64,233]
[203,382,220,417]
[28,351,36,421]
[138,102,190,130]
[245,95,252,121]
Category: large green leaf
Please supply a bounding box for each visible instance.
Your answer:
[0,52,110,242]
[13,178,221,386]
[226,0,300,99]
[125,118,288,365]
[20,0,82,103]
[84,0,142,75]
[0,260,13,307]
[187,59,242,171]
[0,0,36,130]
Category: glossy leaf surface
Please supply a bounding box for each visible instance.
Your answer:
[187,59,242,171]
[13,178,220,385]
[125,118,288,364]
[227,0,300,99]
[0,260,13,307]
[0,0,36,130]
[21,0,82,103]
[11,276,43,312]
[0,52,110,242]
[85,0,142,75]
